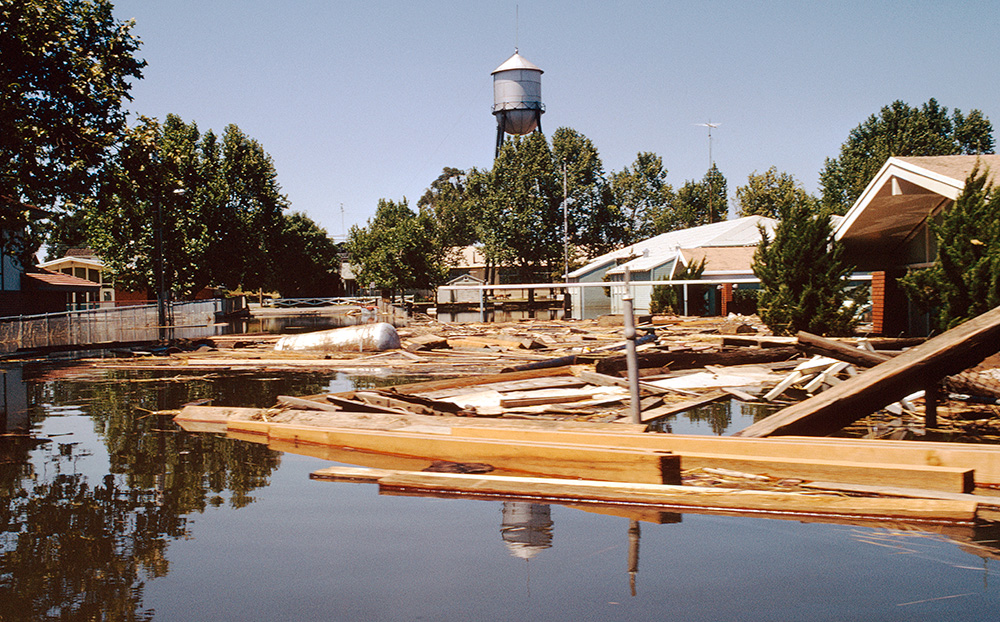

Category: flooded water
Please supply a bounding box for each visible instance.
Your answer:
[4,364,1000,621]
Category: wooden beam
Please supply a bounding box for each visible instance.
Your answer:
[595,346,801,376]
[448,427,1000,487]
[736,306,1000,438]
[312,467,978,523]
[231,420,680,485]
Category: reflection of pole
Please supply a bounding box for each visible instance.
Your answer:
[622,268,641,424]
[628,519,641,596]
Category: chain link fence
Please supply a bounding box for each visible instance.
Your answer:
[0,300,224,353]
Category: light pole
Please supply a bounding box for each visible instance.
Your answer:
[563,161,569,284]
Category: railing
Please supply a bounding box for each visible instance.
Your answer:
[0,299,226,353]
[264,296,405,308]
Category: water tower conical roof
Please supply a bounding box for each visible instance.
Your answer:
[492,50,543,75]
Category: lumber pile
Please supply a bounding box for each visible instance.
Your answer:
[172,358,1000,526]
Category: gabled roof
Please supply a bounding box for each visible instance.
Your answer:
[571,216,776,279]
[23,268,100,291]
[834,155,1000,268]
[37,255,105,271]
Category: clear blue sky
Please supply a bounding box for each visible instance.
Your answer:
[112,0,1000,238]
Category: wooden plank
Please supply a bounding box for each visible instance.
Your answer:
[367,469,978,523]
[230,420,680,484]
[277,395,342,412]
[418,376,588,398]
[798,331,1000,400]
[448,427,1000,487]
[373,366,574,395]
[679,452,972,493]
[596,346,801,376]
[499,392,594,408]
[737,306,1000,438]
[576,369,693,397]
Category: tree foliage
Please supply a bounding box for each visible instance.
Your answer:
[346,198,445,295]
[0,0,144,262]
[752,196,864,336]
[898,165,1000,331]
[465,132,562,280]
[736,167,813,219]
[271,212,342,298]
[820,99,995,214]
[649,257,706,315]
[606,152,674,243]
[550,127,619,258]
[88,114,288,298]
[672,165,728,229]
[418,167,475,248]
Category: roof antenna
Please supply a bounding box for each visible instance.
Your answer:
[694,120,721,169]
[515,4,519,53]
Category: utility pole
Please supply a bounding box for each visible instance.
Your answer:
[563,161,569,284]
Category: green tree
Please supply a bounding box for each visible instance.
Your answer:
[736,167,813,219]
[466,132,562,281]
[607,152,674,243]
[88,115,288,298]
[899,165,1000,330]
[649,257,706,315]
[673,165,728,228]
[1,0,144,263]
[550,127,619,258]
[271,212,342,297]
[820,99,995,214]
[418,167,475,248]
[752,196,865,336]
[346,198,446,297]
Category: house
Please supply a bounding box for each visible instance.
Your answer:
[834,154,1000,336]
[567,216,777,319]
[437,273,486,305]
[36,248,115,309]
[1,203,100,316]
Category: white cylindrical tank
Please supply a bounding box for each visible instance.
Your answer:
[492,50,544,136]
[274,322,401,352]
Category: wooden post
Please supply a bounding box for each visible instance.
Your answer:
[622,268,641,424]
[925,382,939,430]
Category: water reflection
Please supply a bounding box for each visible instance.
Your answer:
[648,398,781,435]
[0,365,335,621]
[500,502,553,560]
[5,365,1000,620]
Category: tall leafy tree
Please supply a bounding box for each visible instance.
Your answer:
[899,165,1000,330]
[820,99,995,214]
[673,165,728,228]
[88,115,288,298]
[550,127,618,258]
[606,152,674,243]
[271,212,342,297]
[466,132,562,280]
[752,196,864,336]
[418,167,475,248]
[1,0,144,263]
[735,167,813,219]
[346,199,445,296]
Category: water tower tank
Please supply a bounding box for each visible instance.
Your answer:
[492,49,544,156]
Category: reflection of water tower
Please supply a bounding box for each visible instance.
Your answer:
[492,49,545,157]
[500,502,553,559]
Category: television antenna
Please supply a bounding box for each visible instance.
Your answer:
[694,121,720,168]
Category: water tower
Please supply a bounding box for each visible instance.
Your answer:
[492,49,544,157]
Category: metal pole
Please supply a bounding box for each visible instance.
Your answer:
[563,160,569,284]
[622,268,641,424]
